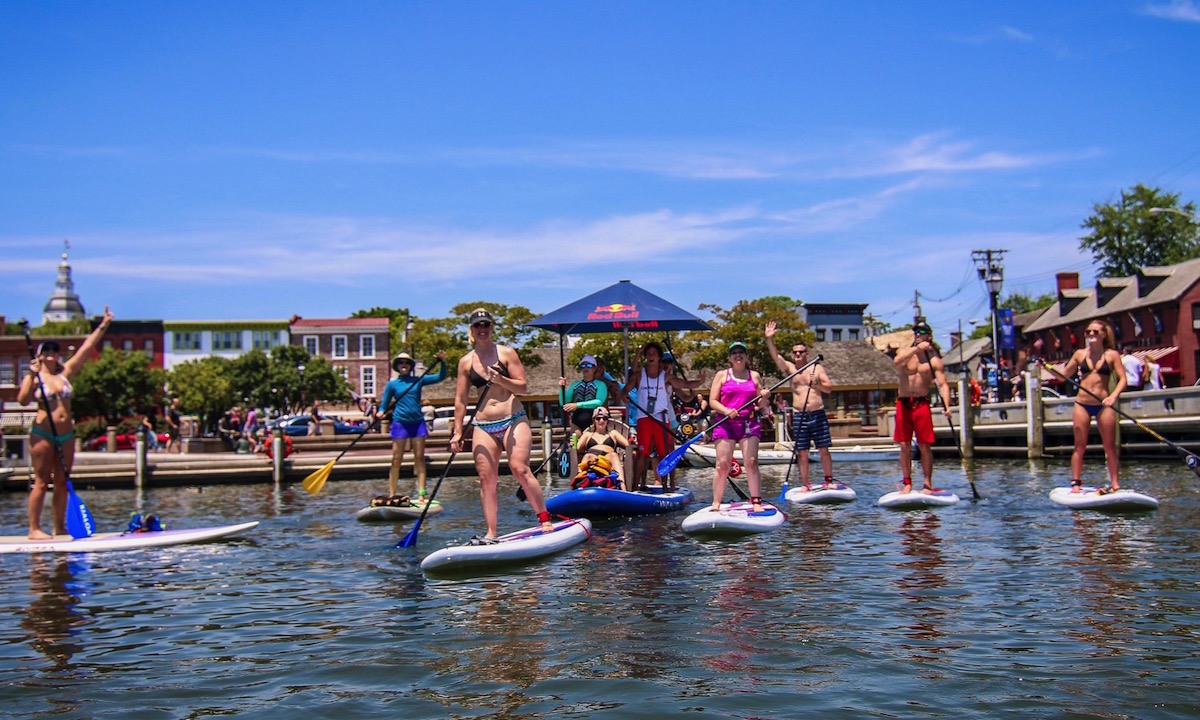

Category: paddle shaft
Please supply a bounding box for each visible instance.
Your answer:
[21,328,75,488]
[397,381,493,547]
[933,380,983,501]
[348,360,441,462]
[625,394,747,500]
[777,368,817,501]
[1040,360,1200,474]
[659,354,822,476]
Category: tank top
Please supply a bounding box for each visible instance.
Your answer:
[718,370,759,421]
[636,367,676,425]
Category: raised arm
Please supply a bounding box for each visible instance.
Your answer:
[764,321,794,376]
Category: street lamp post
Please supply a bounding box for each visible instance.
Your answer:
[297,364,306,414]
[984,264,1004,372]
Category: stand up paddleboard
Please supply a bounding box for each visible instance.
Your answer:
[356,500,442,522]
[1049,486,1159,512]
[420,518,592,572]
[785,482,857,505]
[546,487,694,518]
[681,502,785,536]
[877,489,959,510]
[0,521,260,554]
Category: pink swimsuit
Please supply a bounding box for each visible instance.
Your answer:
[711,371,761,442]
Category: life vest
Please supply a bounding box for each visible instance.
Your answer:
[572,456,619,490]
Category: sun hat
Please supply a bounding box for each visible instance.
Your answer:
[392,352,414,371]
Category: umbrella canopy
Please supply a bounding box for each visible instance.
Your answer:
[527,280,713,335]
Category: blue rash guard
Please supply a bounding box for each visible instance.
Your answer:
[379,361,448,424]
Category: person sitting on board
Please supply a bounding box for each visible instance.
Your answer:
[451,308,554,541]
[558,354,608,432]
[17,307,113,539]
[707,341,770,512]
[575,407,629,489]
[765,321,835,491]
[1059,320,1126,494]
[377,350,448,505]
[619,342,685,493]
[892,322,952,494]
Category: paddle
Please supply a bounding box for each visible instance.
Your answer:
[935,382,983,501]
[396,382,493,548]
[1039,359,1200,478]
[21,322,95,539]
[301,360,440,495]
[776,381,816,503]
[625,395,748,500]
[657,355,821,478]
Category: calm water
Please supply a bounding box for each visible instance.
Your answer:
[1,458,1198,719]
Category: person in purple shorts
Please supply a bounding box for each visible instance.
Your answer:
[377,350,447,503]
[706,342,770,512]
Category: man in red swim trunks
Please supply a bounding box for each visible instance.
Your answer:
[893,322,952,494]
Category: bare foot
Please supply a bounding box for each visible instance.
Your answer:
[921,485,936,494]
[899,483,912,494]
[540,521,554,533]
[28,528,53,540]
[752,502,764,512]
[709,503,722,511]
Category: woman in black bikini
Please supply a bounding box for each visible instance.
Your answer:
[1060,320,1126,493]
[450,308,554,541]
[575,407,629,489]
[17,307,113,539]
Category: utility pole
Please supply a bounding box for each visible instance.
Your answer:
[913,289,924,326]
[972,249,1007,375]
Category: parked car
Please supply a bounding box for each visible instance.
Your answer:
[86,432,170,451]
[268,415,366,436]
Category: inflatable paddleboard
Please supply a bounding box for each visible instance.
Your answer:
[420,518,592,572]
[877,489,960,509]
[681,502,786,536]
[1049,486,1159,512]
[785,482,857,505]
[546,487,694,518]
[0,521,260,554]
[356,500,442,522]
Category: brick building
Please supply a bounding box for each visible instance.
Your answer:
[289,317,391,402]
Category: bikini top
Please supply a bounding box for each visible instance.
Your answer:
[469,356,511,388]
[1080,354,1112,379]
[40,373,73,401]
[580,432,615,452]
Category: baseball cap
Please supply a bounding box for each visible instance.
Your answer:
[469,309,494,327]
[579,354,597,368]
[728,341,748,354]
[912,322,933,336]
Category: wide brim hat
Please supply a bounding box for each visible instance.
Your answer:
[392,352,414,371]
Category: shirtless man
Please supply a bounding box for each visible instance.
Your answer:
[765,321,833,490]
[893,322,952,494]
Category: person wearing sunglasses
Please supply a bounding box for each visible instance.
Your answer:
[1059,320,1125,494]
[558,354,608,431]
[17,306,113,539]
[574,408,629,489]
[452,308,554,540]
[376,350,448,505]
[892,322,952,494]
[765,321,835,490]
[707,341,771,511]
[619,342,685,492]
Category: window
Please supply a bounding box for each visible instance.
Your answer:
[815,329,826,342]
[144,339,155,357]
[361,365,376,396]
[303,336,319,356]
[253,331,280,350]
[102,339,113,349]
[332,335,348,359]
[335,366,349,381]
[831,329,842,341]
[360,335,375,358]
[849,329,860,341]
[212,331,243,351]
[0,359,14,387]
[173,331,201,351]
[122,339,134,351]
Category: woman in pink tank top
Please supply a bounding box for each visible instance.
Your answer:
[707,342,768,511]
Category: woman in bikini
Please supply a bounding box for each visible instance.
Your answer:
[450,308,554,542]
[1060,320,1126,493]
[17,306,113,539]
[575,407,629,489]
[707,341,770,512]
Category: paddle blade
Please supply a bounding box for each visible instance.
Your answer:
[656,451,684,478]
[396,519,422,548]
[775,481,789,504]
[301,462,335,495]
[65,485,96,539]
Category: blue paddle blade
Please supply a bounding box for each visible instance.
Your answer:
[775,481,789,504]
[65,485,96,539]
[396,521,421,548]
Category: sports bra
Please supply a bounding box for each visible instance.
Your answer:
[469,357,511,388]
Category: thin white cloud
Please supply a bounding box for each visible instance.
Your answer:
[1001,26,1036,42]
[1144,0,1200,22]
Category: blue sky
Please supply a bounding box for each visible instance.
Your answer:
[3,1,1199,341]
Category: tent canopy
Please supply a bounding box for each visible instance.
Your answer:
[527,280,713,336]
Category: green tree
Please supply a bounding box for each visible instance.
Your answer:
[351,306,410,361]
[1080,184,1200,277]
[267,344,351,412]
[71,349,167,424]
[30,318,93,336]
[168,356,236,432]
[449,302,554,368]
[677,296,810,374]
[406,315,471,366]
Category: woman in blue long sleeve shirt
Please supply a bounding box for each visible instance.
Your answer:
[376,351,447,502]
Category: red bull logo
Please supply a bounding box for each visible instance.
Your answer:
[587,303,640,321]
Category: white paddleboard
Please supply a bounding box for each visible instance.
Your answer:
[356,500,442,521]
[681,502,786,535]
[1049,486,1159,512]
[877,489,960,509]
[420,518,592,572]
[785,482,857,505]
[0,521,260,554]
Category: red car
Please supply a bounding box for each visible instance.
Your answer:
[86,432,170,451]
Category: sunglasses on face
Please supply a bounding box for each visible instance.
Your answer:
[579,363,595,369]
[594,415,608,421]
[473,321,492,329]
[1086,329,1103,336]
[793,349,808,355]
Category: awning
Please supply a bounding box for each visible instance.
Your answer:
[1133,346,1179,373]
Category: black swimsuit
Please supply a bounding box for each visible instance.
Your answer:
[470,359,510,388]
